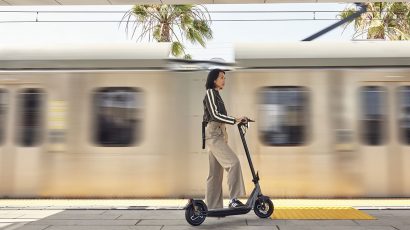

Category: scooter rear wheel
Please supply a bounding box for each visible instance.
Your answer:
[185,202,207,226]
[254,198,274,218]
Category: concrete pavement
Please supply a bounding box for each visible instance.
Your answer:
[0,209,409,230]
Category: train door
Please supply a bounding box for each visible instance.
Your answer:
[0,83,46,197]
[358,81,407,196]
[393,82,410,196]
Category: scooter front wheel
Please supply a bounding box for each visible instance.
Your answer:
[185,201,207,226]
[254,198,274,218]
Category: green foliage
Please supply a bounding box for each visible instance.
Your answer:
[121,4,213,59]
[338,2,410,40]
[171,41,184,57]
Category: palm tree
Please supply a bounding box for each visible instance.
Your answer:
[338,2,410,40]
[121,4,213,59]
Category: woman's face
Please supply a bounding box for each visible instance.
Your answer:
[214,72,225,90]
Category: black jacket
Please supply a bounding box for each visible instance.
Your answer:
[203,88,236,125]
[202,88,236,148]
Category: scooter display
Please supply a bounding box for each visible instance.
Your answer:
[185,118,274,226]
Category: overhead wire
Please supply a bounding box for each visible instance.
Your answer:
[0,9,404,23]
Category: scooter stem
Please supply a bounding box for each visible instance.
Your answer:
[237,122,258,184]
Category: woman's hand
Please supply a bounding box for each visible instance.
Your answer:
[235,116,247,123]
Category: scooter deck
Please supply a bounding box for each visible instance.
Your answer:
[206,206,252,217]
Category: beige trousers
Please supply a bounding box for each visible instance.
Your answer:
[204,121,246,209]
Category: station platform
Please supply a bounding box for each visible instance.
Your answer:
[0,199,409,230]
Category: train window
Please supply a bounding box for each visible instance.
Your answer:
[360,86,387,145]
[93,87,143,146]
[17,88,44,147]
[398,86,410,144]
[0,90,7,144]
[258,86,308,146]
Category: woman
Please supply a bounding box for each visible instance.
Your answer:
[202,68,247,210]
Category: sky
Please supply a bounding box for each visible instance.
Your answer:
[0,3,357,61]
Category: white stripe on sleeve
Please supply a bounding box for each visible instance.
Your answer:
[206,89,235,124]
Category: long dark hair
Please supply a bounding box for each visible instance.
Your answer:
[205,69,225,90]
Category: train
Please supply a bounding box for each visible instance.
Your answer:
[0,41,409,198]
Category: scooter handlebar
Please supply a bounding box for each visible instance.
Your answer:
[240,117,255,123]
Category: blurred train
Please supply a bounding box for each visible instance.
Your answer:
[0,41,410,198]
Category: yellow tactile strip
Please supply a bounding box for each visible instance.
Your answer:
[271,207,376,220]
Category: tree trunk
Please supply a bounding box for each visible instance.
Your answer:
[160,23,171,42]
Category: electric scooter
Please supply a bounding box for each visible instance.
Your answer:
[185,117,274,226]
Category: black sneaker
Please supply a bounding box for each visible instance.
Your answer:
[228,199,246,208]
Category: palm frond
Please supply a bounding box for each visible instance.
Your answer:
[387,26,410,40]
[171,41,185,57]
[338,7,361,35]
[183,54,192,60]
[367,24,385,39]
